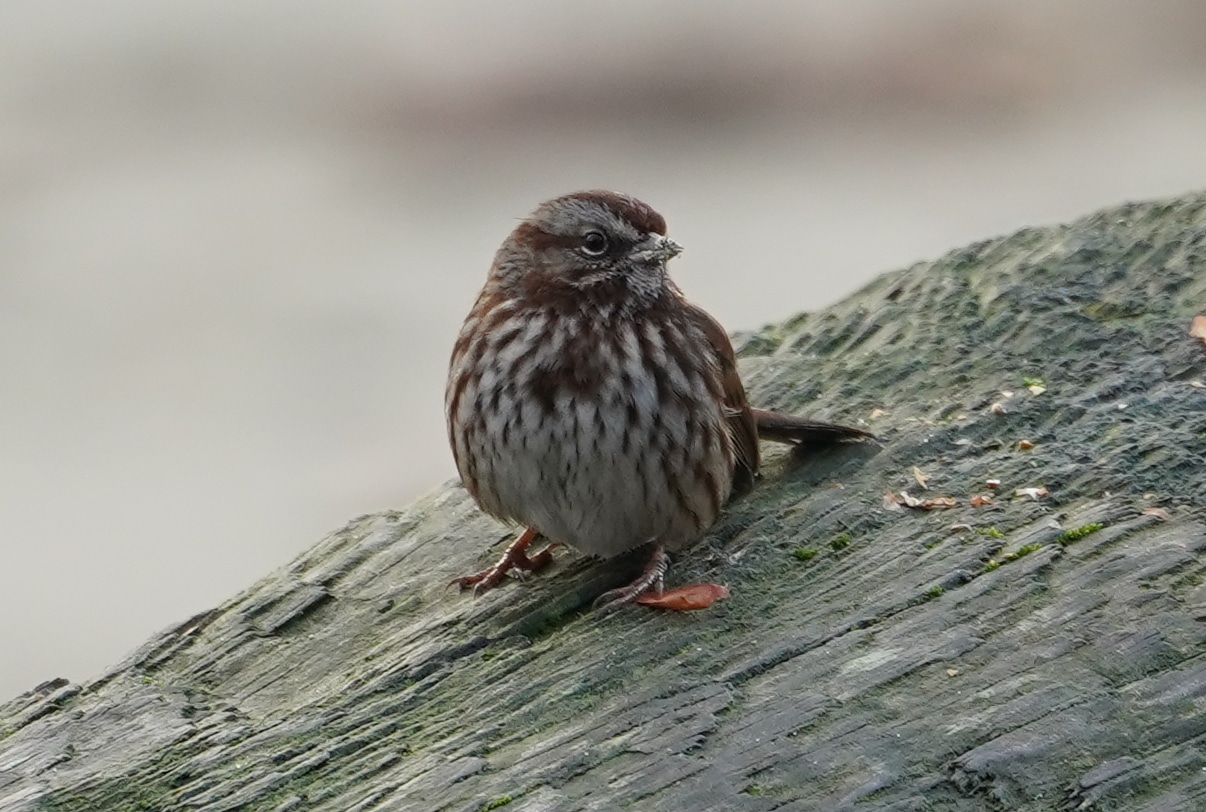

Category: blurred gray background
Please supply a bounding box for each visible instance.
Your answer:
[3,0,1206,700]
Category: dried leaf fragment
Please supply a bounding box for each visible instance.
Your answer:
[1017,440,1036,450]
[912,466,929,490]
[1027,384,1047,396]
[635,583,730,611]
[1141,506,1171,522]
[946,668,960,677]
[969,494,994,507]
[869,407,889,420]
[1190,314,1206,343]
[889,491,957,510]
[989,402,1006,415]
[1014,486,1049,501]
[985,479,1001,489]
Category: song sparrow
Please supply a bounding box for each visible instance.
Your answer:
[446,191,870,613]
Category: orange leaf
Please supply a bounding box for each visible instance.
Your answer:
[636,583,730,611]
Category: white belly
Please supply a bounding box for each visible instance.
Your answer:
[449,313,735,558]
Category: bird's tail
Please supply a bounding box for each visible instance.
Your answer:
[752,408,876,445]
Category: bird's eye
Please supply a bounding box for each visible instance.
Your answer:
[581,231,609,256]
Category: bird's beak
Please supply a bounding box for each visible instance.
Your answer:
[634,236,683,264]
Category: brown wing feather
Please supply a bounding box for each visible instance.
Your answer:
[681,302,760,487]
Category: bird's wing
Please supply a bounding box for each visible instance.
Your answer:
[682,301,760,485]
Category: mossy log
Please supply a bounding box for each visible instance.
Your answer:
[3,194,1205,812]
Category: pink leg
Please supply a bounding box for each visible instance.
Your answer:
[449,527,562,595]
[593,543,670,616]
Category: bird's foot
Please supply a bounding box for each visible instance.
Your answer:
[449,527,561,596]
[593,543,669,616]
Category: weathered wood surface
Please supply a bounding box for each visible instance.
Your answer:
[3,194,1206,812]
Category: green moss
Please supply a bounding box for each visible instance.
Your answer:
[1171,569,1206,594]
[983,559,1000,572]
[1056,522,1104,545]
[922,538,942,550]
[976,526,1005,539]
[481,796,514,810]
[918,586,945,603]
[830,534,852,551]
[1021,375,1045,388]
[1002,543,1044,563]
[1083,300,1146,321]
[792,547,818,562]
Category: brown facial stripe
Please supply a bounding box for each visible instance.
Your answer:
[561,190,667,236]
[511,222,581,253]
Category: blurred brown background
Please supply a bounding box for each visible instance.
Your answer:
[3,0,1206,700]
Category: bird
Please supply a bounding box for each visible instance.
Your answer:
[445,191,871,613]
